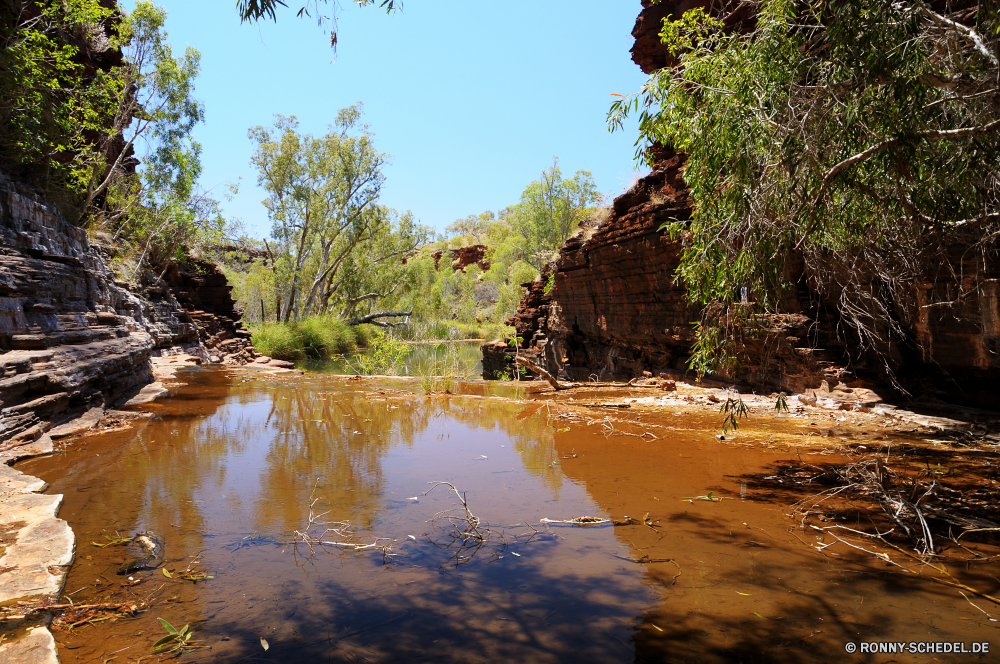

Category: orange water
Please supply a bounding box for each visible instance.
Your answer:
[20,367,999,663]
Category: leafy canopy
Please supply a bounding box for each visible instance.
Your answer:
[248,107,427,322]
[0,0,125,198]
[610,0,1000,374]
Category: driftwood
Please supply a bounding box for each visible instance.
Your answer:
[345,310,412,327]
[514,356,666,390]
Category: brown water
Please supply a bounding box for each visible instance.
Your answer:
[20,368,1000,663]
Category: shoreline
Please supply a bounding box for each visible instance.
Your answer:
[0,355,299,663]
[1,362,997,661]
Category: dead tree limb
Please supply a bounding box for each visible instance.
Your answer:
[515,356,564,389]
[345,310,412,327]
[514,356,666,390]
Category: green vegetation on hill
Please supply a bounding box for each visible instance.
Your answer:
[222,155,604,343]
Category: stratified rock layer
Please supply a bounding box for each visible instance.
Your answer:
[160,258,256,364]
[501,1,1000,408]
[0,175,180,445]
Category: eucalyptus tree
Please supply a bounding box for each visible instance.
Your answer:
[511,158,600,270]
[610,0,1000,377]
[250,106,416,323]
[99,2,230,279]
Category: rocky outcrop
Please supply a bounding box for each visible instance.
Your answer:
[0,174,192,447]
[630,0,757,75]
[0,172,258,447]
[449,245,490,272]
[159,258,255,364]
[431,245,491,273]
[498,1,1000,409]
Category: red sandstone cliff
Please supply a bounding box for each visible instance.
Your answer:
[497,1,1000,409]
[431,245,491,272]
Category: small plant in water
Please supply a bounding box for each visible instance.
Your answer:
[413,341,478,392]
[349,330,410,375]
[150,617,200,656]
[719,392,749,435]
[91,533,131,548]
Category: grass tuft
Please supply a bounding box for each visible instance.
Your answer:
[249,316,373,361]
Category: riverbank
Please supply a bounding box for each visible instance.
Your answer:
[0,356,298,663]
[2,365,998,662]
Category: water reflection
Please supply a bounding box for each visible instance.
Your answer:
[24,368,649,663]
[23,368,997,663]
[298,340,484,377]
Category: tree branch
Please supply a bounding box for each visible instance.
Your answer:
[345,310,412,326]
[796,118,1000,248]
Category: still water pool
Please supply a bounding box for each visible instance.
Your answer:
[20,368,998,663]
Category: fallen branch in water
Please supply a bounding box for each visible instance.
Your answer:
[291,480,395,559]
[514,357,667,391]
[540,516,611,526]
[787,448,1000,605]
[424,481,508,566]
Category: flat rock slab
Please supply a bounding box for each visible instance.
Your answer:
[0,493,74,605]
[0,435,53,466]
[48,405,105,439]
[0,626,59,664]
[0,463,46,494]
[122,382,169,407]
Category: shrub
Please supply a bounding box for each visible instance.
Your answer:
[249,316,372,361]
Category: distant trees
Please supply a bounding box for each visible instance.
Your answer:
[445,212,492,245]
[246,107,427,323]
[509,158,600,270]
[385,158,604,333]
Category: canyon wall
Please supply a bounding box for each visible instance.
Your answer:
[495,0,1000,409]
[0,174,252,449]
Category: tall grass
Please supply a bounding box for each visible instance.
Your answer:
[250,316,373,361]
[396,318,510,342]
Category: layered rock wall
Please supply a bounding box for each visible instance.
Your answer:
[159,258,256,364]
[0,174,252,448]
[498,0,1000,408]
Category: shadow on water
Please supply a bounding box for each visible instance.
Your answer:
[18,368,1000,663]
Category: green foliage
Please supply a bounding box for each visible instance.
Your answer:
[412,341,480,393]
[99,2,230,281]
[542,272,556,295]
[0,0,124,201]
[610,0,1000,375]
[248,108,427,323]
[0,0,224,275]
[151,617,196,656]
[250,316,368,360]
[508,157,601,271]
[719,394,749,435]
[377,158,603,340]
[349,329,410,375]
[238,0,399,24]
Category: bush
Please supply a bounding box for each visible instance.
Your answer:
[349,330,411,375]
[249,316,371,361]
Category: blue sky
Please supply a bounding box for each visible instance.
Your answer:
[155,0,649,239]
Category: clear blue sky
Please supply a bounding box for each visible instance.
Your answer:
[155,0,649,239]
